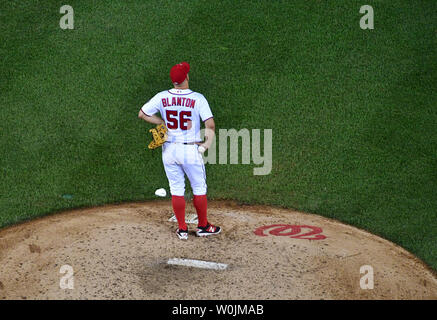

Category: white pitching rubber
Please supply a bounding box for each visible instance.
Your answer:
[167,258,228,270]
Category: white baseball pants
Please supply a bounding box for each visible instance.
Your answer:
[162,142,207,196]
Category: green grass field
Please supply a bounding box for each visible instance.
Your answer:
[1,1,436,269]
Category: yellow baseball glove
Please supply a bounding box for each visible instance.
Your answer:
[148,124,168,149]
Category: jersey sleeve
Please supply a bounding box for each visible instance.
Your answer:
[198,96,213,122]
[140,94,161,116]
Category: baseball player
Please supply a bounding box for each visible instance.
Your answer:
[138,62,221,240]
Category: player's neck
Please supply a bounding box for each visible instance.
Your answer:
[174,85,189,90]
[174,78,189,90]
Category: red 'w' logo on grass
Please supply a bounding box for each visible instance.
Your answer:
[254,224,326,240]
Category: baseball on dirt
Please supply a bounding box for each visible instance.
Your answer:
[155,188,167,197]
[198,146,206,154]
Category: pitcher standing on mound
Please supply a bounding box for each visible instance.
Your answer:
[138,62,221,240]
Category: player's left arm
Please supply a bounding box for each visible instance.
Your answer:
[138,94,165,125]
[138,110,165,125]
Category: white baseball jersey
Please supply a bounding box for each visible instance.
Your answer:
[141,88,212,196]
[141,88,213,143]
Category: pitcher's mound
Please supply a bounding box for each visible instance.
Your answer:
[0,201,435,299]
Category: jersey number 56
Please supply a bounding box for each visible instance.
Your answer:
[166,110,192,130]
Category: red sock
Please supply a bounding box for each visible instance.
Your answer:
[193,195,208,228]
[172,196,187,230]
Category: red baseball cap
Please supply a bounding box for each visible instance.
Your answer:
[170,62,190,84]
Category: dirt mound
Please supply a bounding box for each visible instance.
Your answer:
[0,201,435,300]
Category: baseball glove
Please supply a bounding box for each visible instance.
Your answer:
[148,124,168,149]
